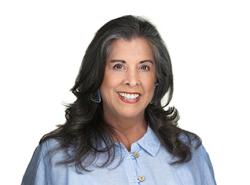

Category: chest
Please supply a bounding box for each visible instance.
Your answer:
[51,151,202,185]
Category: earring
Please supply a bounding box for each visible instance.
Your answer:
[90,89,102,103]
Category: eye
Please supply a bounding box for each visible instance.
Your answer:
[139,64,151,71]
[112,63,125,71]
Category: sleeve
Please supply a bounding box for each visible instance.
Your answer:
[21,143,50,185]
[198,145,217,185]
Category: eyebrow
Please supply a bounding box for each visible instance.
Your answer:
[109,59,154,64]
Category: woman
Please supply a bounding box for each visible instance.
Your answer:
[22,15,216,185]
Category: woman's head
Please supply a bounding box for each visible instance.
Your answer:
[71,15,173,108]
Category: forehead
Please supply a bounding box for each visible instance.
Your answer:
[107,37,154,62]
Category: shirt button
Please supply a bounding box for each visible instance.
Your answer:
[133,151,140,158]
[138,175,145,182]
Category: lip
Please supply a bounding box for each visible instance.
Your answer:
[116,91,141,104]
[117,91,141,95]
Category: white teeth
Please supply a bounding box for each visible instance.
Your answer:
[118,92,140,99]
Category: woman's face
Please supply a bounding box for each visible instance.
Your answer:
[100,37,157,121]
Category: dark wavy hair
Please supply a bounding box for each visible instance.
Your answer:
[40,15,201,172]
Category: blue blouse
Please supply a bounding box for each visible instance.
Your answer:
[21,127,216,185]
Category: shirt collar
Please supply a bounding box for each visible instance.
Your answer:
[98,126,161,157]
[136,126,161,157]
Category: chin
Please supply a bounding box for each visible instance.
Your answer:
[117,109,144,119]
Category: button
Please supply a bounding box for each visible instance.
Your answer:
[138,176,145,182]
[132,151,140,158]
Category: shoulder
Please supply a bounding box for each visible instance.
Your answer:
[192,144,217,184]
[191,143,210,162]
[29,138,61,165]
[181,133,216,181]
[31,138,60,160]
[177,132,213,165]
[21,138,61,184]
[39,138,61,153]
[22,139,72,185]
[178,132,208,161]
[38,138,67,164]
[178,131,201,149]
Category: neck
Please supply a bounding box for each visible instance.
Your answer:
[103,113,147,151]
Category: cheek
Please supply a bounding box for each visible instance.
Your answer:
[100,76,121,98]
[142,74,156,91]
[102,76,121,89]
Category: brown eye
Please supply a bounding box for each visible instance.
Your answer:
[112,63,124,71]
[140,65,150,71]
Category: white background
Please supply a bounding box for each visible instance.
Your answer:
[1,0,249,184]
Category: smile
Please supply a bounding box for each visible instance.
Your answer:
[117,92,141,104]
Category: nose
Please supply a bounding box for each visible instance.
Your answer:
[124,68,141,86]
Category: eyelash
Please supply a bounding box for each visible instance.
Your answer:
[140,65,151,71]
[112,63,124,70]
[112,64,151,71]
